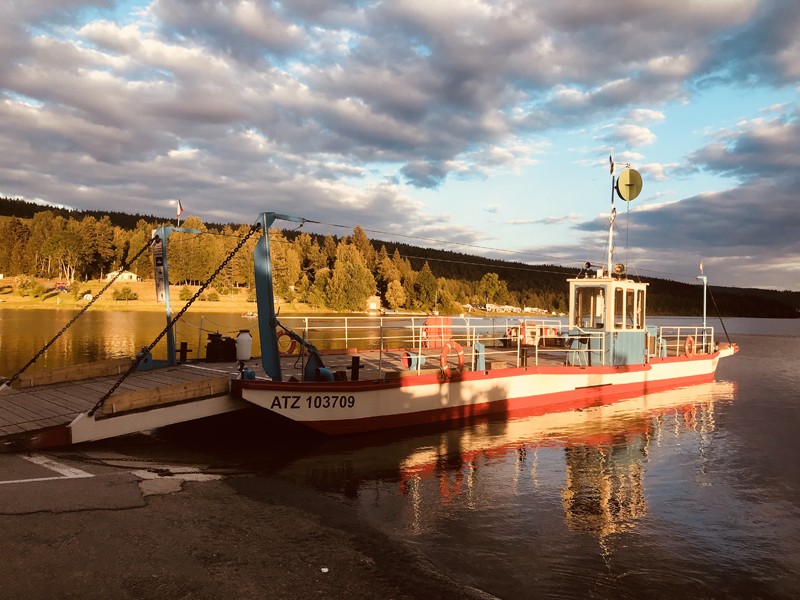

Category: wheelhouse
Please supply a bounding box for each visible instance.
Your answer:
[567,270,649,366]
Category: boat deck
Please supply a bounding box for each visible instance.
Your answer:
[0,345,560,452]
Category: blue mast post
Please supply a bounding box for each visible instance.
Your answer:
[152,225,202,366]
[253,212,310,381]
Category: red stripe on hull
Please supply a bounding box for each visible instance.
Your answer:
[297,371,715,435]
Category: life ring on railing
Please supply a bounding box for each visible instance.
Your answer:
[684,335,696,357]
[440,341,465,376]
[277,331,297,355]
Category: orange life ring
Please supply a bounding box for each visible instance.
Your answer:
[684,335,696,357]
[277,331,297,355]
[440,341,465,376]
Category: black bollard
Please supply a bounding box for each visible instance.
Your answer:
[348,356,362,381]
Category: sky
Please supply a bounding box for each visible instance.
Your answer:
[1,0,799,291]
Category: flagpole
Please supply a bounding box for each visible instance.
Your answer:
[697,261,707,328]
[606,154,615,275]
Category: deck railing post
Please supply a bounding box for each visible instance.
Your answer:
[417,322,423,375]
[470,324,475,371]
[378,324,384,377]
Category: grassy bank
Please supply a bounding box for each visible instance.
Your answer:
[0,279,332,314]
[0,279,503,317]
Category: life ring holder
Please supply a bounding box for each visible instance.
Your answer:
[440,341,465,377]
[277,330,297,355]
[684,335,696,357]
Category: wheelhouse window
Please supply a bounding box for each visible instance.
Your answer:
[613,285,644,329]
[636,289,645,328]
[574,286,605,329]
[614,288,624,329]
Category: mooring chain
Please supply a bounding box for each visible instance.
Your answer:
[1,237,157,388]
[88,222,263,416]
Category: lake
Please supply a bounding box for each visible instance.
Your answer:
[268,319,800,599]
[1,309,798,598]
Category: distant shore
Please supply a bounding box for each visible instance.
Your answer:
[0,279,327,314]
[0,279,496,317]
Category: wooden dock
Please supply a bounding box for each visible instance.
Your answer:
[0,359,245,452]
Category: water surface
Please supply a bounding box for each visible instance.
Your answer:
[271,321,800,599]
[1,310,798,598]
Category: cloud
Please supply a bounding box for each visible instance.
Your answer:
[708,0,800,85]
[689,111,800,182]
[606,124,658,148]
[153,0,306,58]
[0,0,799,290]
[628,109,666,123]
[505,214,582,226]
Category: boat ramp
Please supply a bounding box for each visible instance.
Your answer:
[0,358,242,452]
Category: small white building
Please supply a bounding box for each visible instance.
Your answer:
[106,270,141,282]
[366,295,381,313]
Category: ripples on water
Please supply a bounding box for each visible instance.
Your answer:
[2,311,799,598]
[274,327,800,599]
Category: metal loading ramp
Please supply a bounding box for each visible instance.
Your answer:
[0,359,244,452]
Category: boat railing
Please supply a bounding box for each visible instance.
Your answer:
[275,315,572,376]
[274,316,715,375]
[656,326,715,357]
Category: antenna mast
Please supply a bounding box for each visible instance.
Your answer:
[606,157,642,275]
[607,155,616,275]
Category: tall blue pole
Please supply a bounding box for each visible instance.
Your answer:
[152,225,202,366]
[253,212,310,381]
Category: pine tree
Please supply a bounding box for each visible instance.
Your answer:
[351,225,377,271]
[414,262,437,311]
[327,243,376,311]
[385,279,406,310]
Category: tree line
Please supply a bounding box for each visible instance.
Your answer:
[1,197,798,317]
[0,208,544,313]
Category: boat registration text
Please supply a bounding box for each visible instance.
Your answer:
[270,395,356,410]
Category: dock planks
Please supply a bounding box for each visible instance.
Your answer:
[0,363,236,441]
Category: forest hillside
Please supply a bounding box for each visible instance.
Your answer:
[1,197,797,318]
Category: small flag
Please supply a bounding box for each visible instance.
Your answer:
[609,154,615,175]
[176,199,183,218]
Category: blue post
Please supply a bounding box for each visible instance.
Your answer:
[254,213,280,380]
[253,213,310,381]
[152,225,202,366]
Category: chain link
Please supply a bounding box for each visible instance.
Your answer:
[2,237,157,387]
[88,222,262,415]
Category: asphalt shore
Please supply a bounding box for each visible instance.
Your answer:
[0,443,497,600]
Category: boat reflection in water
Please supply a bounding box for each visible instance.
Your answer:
[286,380,734,540]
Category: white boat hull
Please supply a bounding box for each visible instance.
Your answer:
[232,346,736,434]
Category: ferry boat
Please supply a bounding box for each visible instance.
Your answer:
[231,168,738,434]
